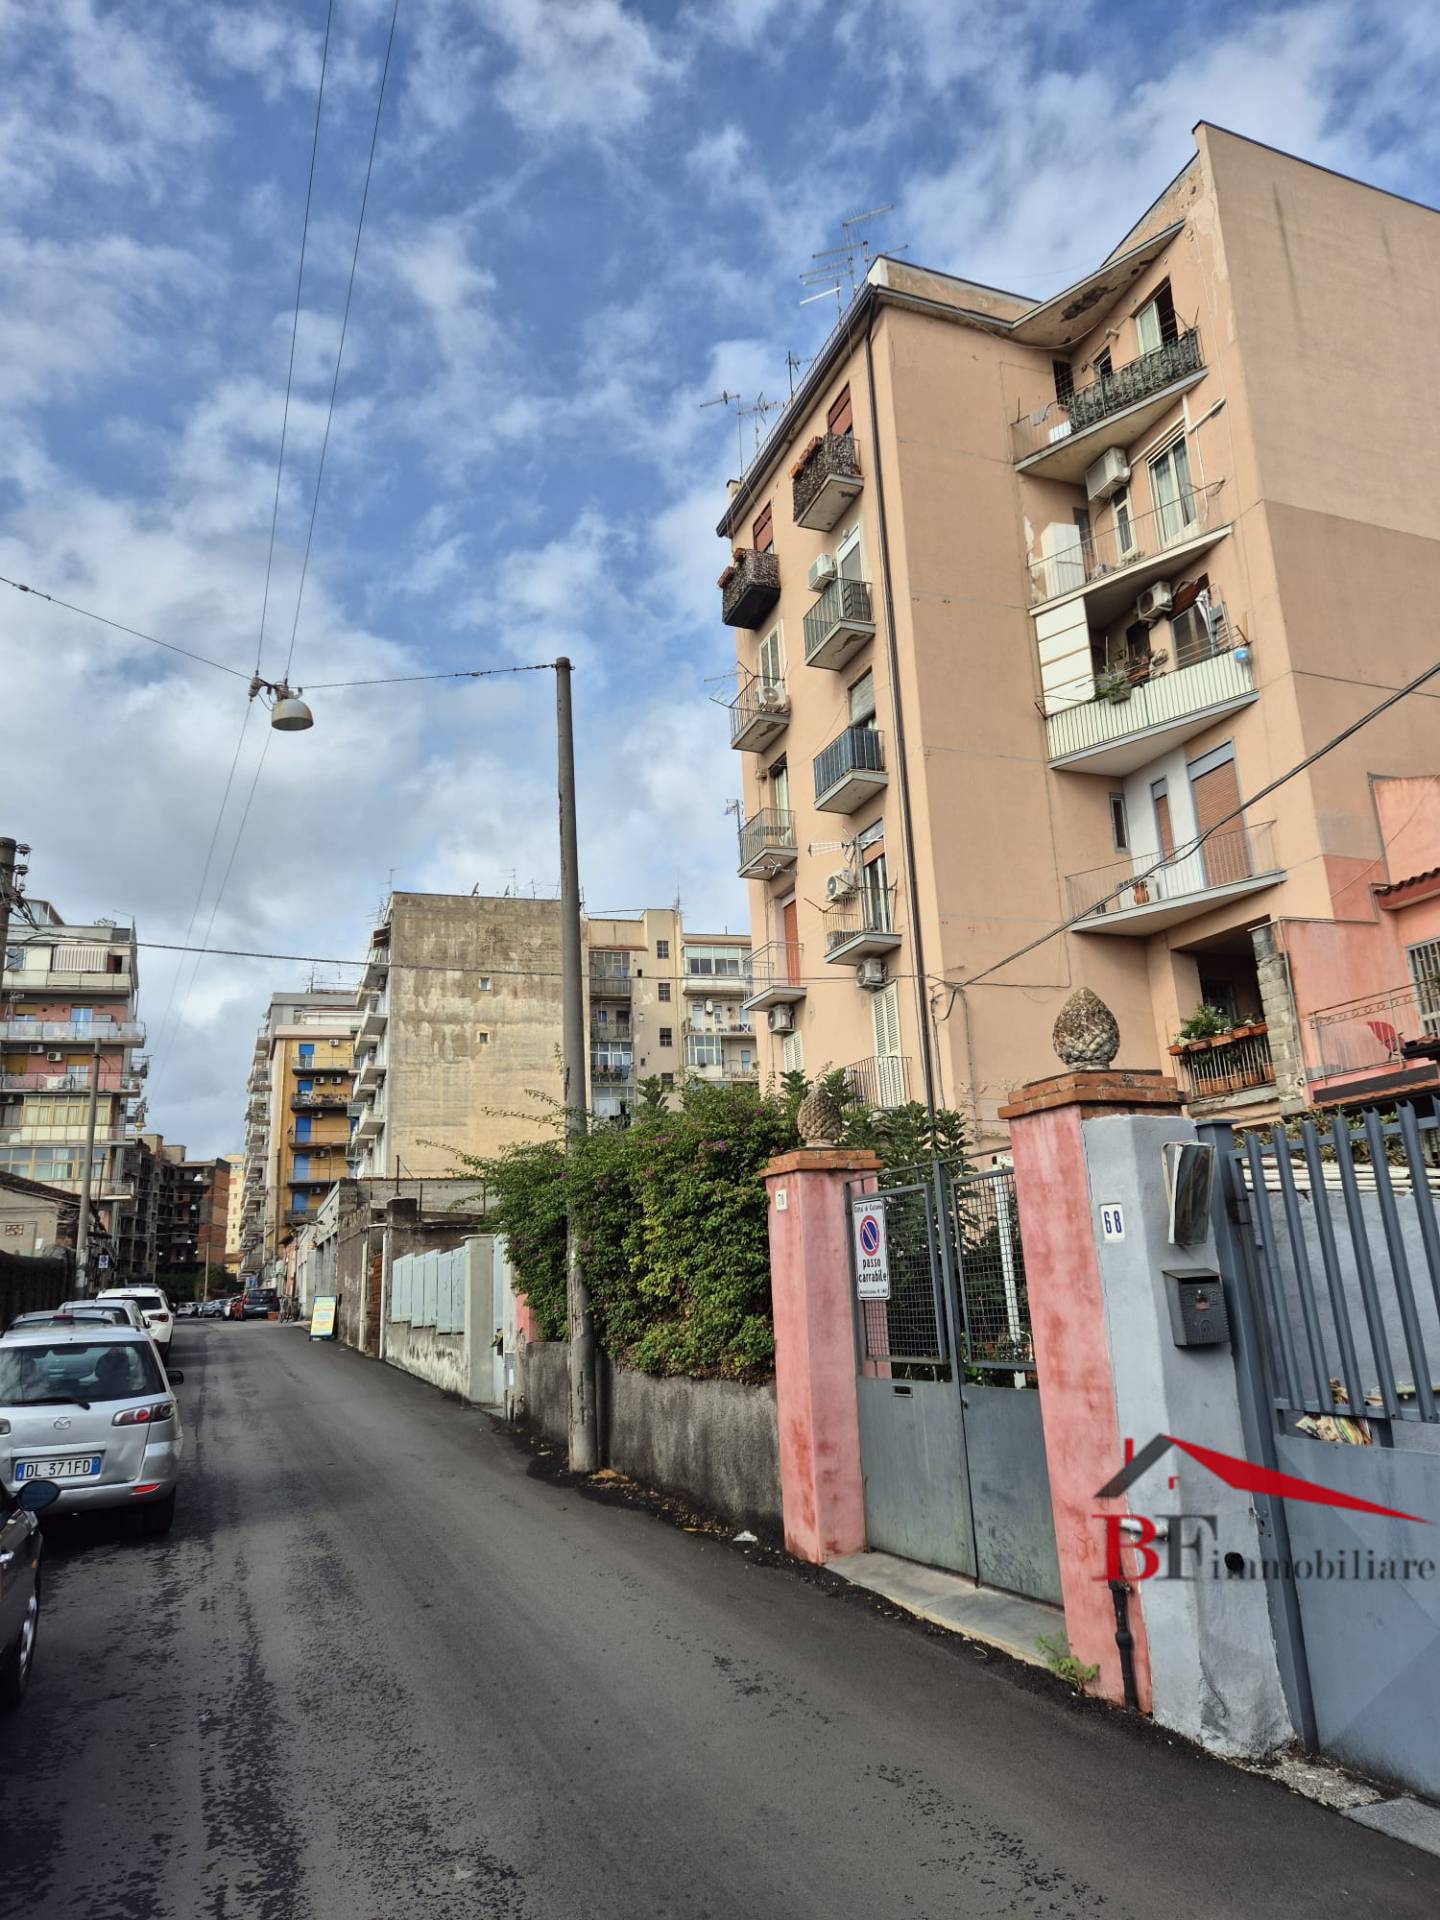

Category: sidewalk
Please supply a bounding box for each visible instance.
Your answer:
[826,1549,1063,1668]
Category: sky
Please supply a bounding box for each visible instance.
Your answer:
[4,0,1438,1157]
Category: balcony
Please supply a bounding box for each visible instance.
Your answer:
[681,968,752,997]
[1045,635,1257,774]
[737,808,798,879]
[743,942,806,1012]
[0,1019,145,1046]
[0,1071,131,1094]
[589,968,633,999]
[291,1089,350,1112]
[792,432,864,531]
[354,1057,385,1099]
[361,948,389,995]
[1170,1025,1275,1107]
[355,1006,387,1051]
[1067,821,1282,934]
[287,1130,348,1150]
[355,1105,384,1142]
[1028,482,1230,618]
[728,673,790,753]
[813,727,886,814]
[803,576,874,670]
[1,967,134,996]
[824,890,902,966]
[1012,330,1206,480]
[285,1207,312,1225]
[1306,982,1440,1103]
[844,1054,910,1110]
[591,1049,633,1084]
[719,548,781,629]
[685,1015,753,1037]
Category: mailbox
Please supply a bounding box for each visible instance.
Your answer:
[1163,1267,1230,1348]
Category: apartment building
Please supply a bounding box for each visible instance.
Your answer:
[0,899,147,1242]
[240,989,358,1277]
[222,1151,245,1267]
[345,895,755,1168]
[716,125,1440,1148]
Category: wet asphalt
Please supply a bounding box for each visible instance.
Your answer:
[2,1321,1438,1920]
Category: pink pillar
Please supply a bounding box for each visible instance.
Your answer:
[1000,1070,1178,1711]
[763,1147,879,1564]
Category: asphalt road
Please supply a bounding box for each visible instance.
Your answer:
[4,1324,1438,1920]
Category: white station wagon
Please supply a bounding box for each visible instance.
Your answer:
[0,1325,185,1534]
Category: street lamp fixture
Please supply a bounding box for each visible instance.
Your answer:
[248,674,314,732]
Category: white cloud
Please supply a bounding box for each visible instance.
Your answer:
[484,0,683,139]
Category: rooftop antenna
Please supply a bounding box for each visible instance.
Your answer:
[785,350,814,398]
[738,391,783,459]
[800,205,901,325]
[699,388,745,470]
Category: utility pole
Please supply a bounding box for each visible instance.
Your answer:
[556,658,597,1472]
[74,1038,103,1296]
[0,836,17,968]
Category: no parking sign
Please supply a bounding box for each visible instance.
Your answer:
[853,1201,890,1300]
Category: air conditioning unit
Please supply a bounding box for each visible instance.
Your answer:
[329,1038,342,1047]
[825,869,858,904]
[1136,582,1173,625]
[755,682,788,714]
[807,551,837,591]
[47,1051,64,1062]
[29,1044,45,1055]
[1084,447,1130,504]
[767,1006,795,1034]
[856,958,888,990]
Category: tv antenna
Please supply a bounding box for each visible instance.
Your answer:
[800,205,903,322]
[699,388,745,468]
[785,351,814,398]
[738,391,783,459]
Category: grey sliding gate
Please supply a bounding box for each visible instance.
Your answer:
[1206,1101,1440,1798]
[848,1163,1061,1605]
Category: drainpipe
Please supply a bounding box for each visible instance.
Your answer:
[863,319,938,1123]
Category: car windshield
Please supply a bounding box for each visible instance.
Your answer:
[56,1305,128,1323]
[0,1340,166,1407]
[124,1294,166,1312]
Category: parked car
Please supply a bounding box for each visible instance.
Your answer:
[7,1307,130,1333]
[95,1288,174,1356]
[60,1298,148,1335]
[0,1326,185,1534]
[0,1477,58,1709]
[174,1303,199,1319]
[242,1291,280,1320]
[201,1299,229,1319]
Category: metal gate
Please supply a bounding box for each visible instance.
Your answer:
[848,1163,1062,1605]
[1206,1101,1440,1798]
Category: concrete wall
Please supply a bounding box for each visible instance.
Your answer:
[519,1341,782,1535]
[383,1233,507,1407]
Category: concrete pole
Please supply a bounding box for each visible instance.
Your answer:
[75,1038,103,1295]
[556,658,597,1472]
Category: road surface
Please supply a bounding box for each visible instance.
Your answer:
[3,1322,1437,1919]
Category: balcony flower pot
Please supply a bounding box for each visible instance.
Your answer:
[1130,879,1150,906]
[789,436,823,480]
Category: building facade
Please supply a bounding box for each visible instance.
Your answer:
[0,899,147,1244]
[221,1151,245,1268]
[716,126,1440,1151]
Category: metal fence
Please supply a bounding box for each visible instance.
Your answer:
[947,1167,1035,1375]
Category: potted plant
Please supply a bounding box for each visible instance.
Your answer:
[1170,1003,1232,1052]
[1125,648,1168,685]
[1095,667,1131,704]
[1130,878,1151,905]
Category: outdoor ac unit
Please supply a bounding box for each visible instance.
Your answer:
[29,1044,44,1055]
[755,682,788,713]
[856,958,888,990]
[1136,582,1174,624]
[46,1051,63,1062]
[1084,447,1130,504]
[767,1006,795,1034]
[807,551,837,591]
[825,869,858,904]
[329,1038,342,1047]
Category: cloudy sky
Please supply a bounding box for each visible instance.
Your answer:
[4,0,1437,1156]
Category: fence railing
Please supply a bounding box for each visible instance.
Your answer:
[1011,328,1204,462]
[0,1019,145,1046]
[844,1054,909,1109]
[813,725,884,804]
[1171,1026,1274,1101]
[1045,643,1254,764]
[737,807,797,872]
[803,576,874,664]
[1067,820,1277,921]
[825,887,896,953]
[1307,981,1440,1081]
[747,941,803,993]
[1029,480,1226,605]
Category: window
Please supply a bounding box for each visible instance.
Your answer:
[657,981,671,1002]
[827,384,853,437]
[295,1116,312,1142]
[1109,793,1130,851]
[1092,347,1113,381]
[477,1030,491,1045]
[781,1030,804,1074]
[1052,359,1075,405]
[752,503,773,553]
[1407,939,1440,1034]
[1073,506,1094,571]
[769,756,791,817]
[660,1072,675,1088]
[1188,742,1253,886]
[477,976,492,992]
[298,1043,314,1063]
[848,669,876,727]
[757,624,783,690]
[836,524,863,581]
[659,1027,673,1048]
[656,939,669,959]
[293,1156,311,1180]
[1150,778,1175,860]
[856,817,885,853]
[686,1033,722,1068]
[1135,280,1178,355]
[1149,437,1196,545]
[297,1078,313,1095]
[1113,489,1135,556]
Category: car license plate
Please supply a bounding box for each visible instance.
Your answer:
[16,1455,102,1481]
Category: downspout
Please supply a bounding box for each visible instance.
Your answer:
[863,317,938,1121]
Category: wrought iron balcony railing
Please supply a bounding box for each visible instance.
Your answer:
[1012,329,1204,463]
[737,807,797,876]
[844,1054,910,1110]
[1307,981,1440,1083]
[1028,481,1226,606]
[1067,820,1278,923]
[1170,1025,1274,1102]
[719,547,781,629]
[813,726,885,810]
[728,672,790,750]
[803,576,874,668]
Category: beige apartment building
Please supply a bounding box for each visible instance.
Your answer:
[345,895,755,1174]
[717,125,1440,1151]
[222,1150,244,1266]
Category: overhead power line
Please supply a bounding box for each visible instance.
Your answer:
[0,574,250,679]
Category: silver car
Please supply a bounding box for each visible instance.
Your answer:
[0,1326,185,1535]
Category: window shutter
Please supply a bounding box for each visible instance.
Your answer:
[827,385,853,437]
[1190,751,1252,885]
[752,503,773,552]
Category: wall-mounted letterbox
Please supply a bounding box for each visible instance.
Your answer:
[1163,1267,1230,1348]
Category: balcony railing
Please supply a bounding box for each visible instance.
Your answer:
[813,726,886,812]
[1307,982,1440,1083]
[591,1050,633,1083]
[719,548,781,629]
[737,807,797,877]
[681,965,751,995]
[291,1089,350,1111]
[844,1055,910,1110]
[1067,820,1279,924]
[803,576,875,669]
[823,888,901,964]
[744,941,805,1008]
[1029,482,1226,607]
[685,1016,752,1036]
[1012,330,1205,464]
[0,1071,135,1093]
[792,431,863,530]
[728,673,790,751]
[588,969,633,999]
[1044,639,1255,767]
[0,1019,145,1045]
[1170,1026,1275,1103]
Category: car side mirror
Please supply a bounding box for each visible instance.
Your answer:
[166,1370,185,1384]
[18,1480,60,1513]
